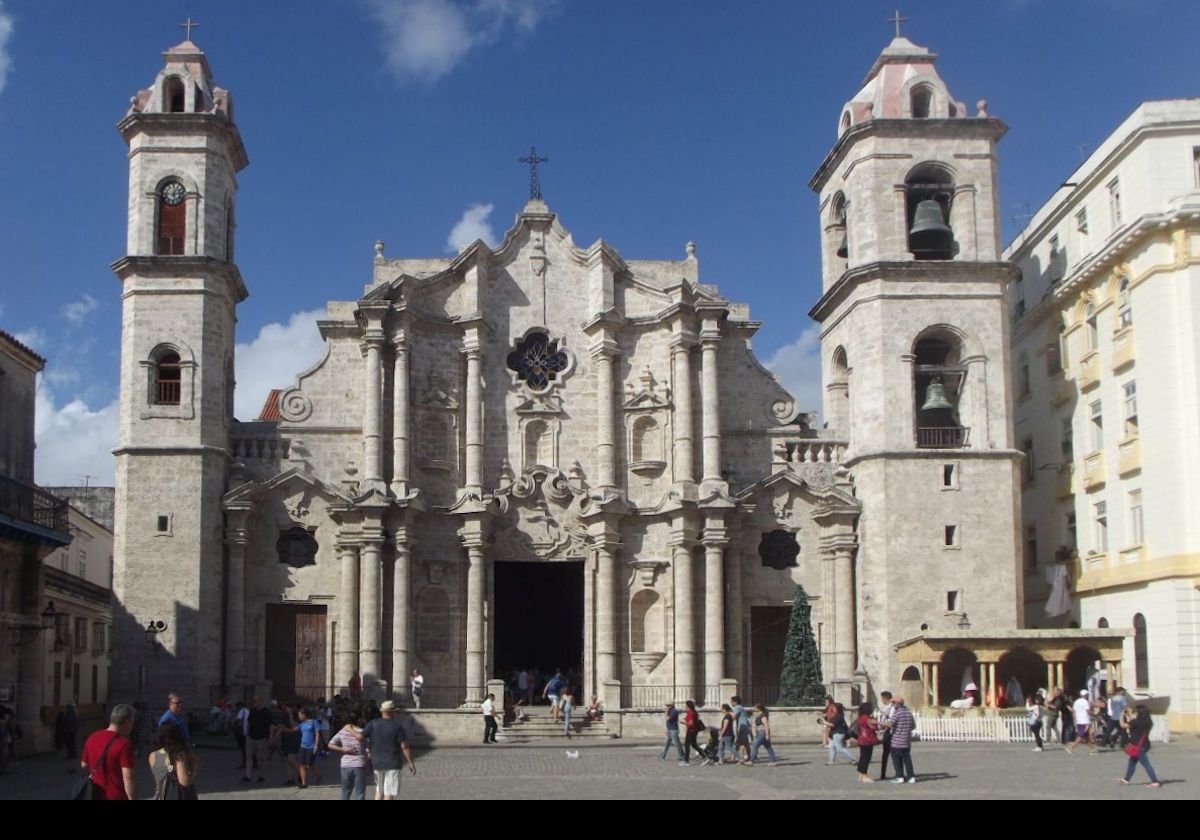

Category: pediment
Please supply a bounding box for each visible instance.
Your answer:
[223,466,356,510]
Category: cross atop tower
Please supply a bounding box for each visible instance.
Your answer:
[180,17,200,41]
[519,146,550,201]
[887,9,908,38]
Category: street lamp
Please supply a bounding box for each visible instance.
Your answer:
[5,600,57,647]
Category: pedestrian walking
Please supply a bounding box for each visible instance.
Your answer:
[716,704,736,766]
[1027,693,1045,751]
[561,686,574,737]
[731,695,752,763]
[78,704,137,800]
[291,706,323,789]
[157,692,191,744]
[359,700,417,800]
[682,700,705,765]
[326,711,368,800]
[824,702,856,765]
[57,702,79,760]
[149,722,199,799]
[749,704,778,766]
[410,669,424,710]
[1119,705,1162,788]
[1067,690,1095,754]
[887,696,917,783]
[543,671,565,722]
[854,703,880,783]
[658,701,685,762]
[242,696,270,783]
[482,693,500,743]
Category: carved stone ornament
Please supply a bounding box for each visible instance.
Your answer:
[627,559,669,588]
[492,467,592,560]
[277,388,313,422]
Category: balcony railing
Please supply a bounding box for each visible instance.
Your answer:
[916,426,970,449]
[156,379,181,405]
[0,474,69,535]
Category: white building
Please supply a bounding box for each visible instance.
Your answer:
[1006,99,1200,732]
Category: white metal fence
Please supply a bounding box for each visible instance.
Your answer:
[912,712,1170,743]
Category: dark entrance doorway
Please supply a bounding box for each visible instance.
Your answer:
[750,606,791,703]
[265,604,327,702]
[494,561,584,693]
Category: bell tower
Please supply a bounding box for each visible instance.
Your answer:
[110,34,248,702]
[809,34,1022,693]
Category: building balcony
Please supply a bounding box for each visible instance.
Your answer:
[1111,326,1135,371]
[915,426,970,449]
[1078,351,1101,392]
[1118,435,1141,476]
[0,474,71,547]
[1119,545,1148,565]
[1051,377,1075,408]
[1056,464,1076,499]
[1081,451,1106,491]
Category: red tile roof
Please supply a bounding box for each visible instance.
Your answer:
[258,388,283,421]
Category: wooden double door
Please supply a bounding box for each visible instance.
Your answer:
[265,604,327,702]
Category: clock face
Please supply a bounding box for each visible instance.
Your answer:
[161,182,186,206]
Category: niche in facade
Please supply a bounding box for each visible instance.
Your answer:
[276,527,318,568]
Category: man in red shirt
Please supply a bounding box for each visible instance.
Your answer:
[79,704,137,800]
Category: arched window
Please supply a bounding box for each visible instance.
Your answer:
[193,84,204,113]
[911,85,933,119]
[156,180,186,255]
[905,163,955,260]
[1133,612,1149,689]
[1097,617,1109,628]
[164,76,185,113]
[831,192,848,260]
[913,330,966,448]
[153,350,182,405]
[1117,276,1132,329]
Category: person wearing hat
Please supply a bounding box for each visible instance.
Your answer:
[658,701,685,762]
[360,700,416,800]
[1067,689,1095,754]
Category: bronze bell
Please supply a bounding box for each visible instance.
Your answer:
[836,232,848,258]
[909,199,953,253]
[921,376,955,411]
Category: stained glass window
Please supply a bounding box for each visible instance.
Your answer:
[506,331,568,391]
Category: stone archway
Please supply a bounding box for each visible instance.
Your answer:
[939,647,979,706]
[1065,646,1102,696]
[996,647,1047,707]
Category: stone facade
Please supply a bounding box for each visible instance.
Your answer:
[113,35,1038,712]
[1005,99,1200,731]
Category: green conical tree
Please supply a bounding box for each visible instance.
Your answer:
[777,585,827,706]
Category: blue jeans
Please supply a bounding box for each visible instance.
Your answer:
[718,734,735,763]
[1123,748,1159,783]
[563,706,572,736]
[828,733,855,764]
[660,729,684,760]
[751,731,777,763]
[340,766,366,800]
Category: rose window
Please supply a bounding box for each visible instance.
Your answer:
[506,331,568,391]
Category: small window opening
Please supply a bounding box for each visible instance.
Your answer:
[165,76,185,113]
[942,464,956,487]
[911,86,933,119]
[944,525,958,547]
[154,352,182,405]
[905,164,955,260]
[946,590,959,611]
[156,515,170,533]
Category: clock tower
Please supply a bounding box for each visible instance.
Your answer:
[110,35,249,702]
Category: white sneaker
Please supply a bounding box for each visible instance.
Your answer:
[906,777,917,784]
[1033,747,1043,752]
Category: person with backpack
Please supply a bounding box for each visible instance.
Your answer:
[682,699,705,765]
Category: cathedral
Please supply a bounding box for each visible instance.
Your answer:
[112,33,1052,715]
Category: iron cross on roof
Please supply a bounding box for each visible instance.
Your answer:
[519,146,550,201]
[180,17,200,40]
[888,9,908,38]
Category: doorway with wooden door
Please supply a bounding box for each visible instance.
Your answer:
[265,604,327,703]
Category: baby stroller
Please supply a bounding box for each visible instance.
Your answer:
[698,726,720,765]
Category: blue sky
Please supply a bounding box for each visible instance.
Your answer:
[1,0,1197,485]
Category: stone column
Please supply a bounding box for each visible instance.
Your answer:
[362,333,386,490]
[671,338,695,488]
[391,533,411,701]
[672,540,696,701]
[1046,661,1055,692]
[979,660,989,707]
[336,542,360,689]
[465,540,486,702]
[931,662,941,706]
[703,536,726,704]
[595,544,618,685]
[592,341,619,491]
[699,321,722,489]
[833,544,856,680]
[359,539,383,688]
[724,545,743,687]
[390,335,411,497]
[464,344,483,492]
[224,521,249,684]
[1055,661,1065,689]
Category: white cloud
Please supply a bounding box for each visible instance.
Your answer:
[12,327,45,351]
[0,3,12,97]
[62,294,99,325]
[34,384,119,487]
[764,326,825,425]
[445,202,497,253]
[367,0,556,83]
[234,310,327,421]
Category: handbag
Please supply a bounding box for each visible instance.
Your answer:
[1124,733,1146,758]
[70,733,117,800]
